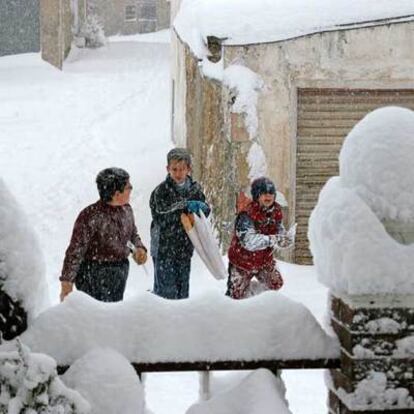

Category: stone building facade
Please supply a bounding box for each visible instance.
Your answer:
[86,0,170,36]
[171,18,414,262]
[39,0,170,69]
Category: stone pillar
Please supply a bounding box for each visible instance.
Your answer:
[40,0,72,70]
[328,294,414,414]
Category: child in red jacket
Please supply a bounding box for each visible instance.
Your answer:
[227,177,291,299]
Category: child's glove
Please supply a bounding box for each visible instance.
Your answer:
[186,200,209,214]
[277,234,293,249]
[269,233,294,250]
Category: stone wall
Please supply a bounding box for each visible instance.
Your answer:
[176,40,293,251]
[176,21,414,257]
[184,48,236,248]
[40,0,72,70]
[329,294,414,413]
[223,21,414,239]
[62,0,72,58]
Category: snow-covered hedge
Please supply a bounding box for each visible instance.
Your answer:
[0,341,89,413]
[0,178,49,319]
[79,15,106,49]
[309,107,414,295]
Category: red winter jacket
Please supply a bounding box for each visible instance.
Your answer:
[228,201,283,271]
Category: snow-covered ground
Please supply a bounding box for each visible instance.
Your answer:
[0,30,330,414]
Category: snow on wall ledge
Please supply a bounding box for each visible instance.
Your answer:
[309,107,414,295]
[0,178,49,318]
[18,291,339,365]
[173,0,414,58]
[330,371,414,411]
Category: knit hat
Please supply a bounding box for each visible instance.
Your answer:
[251,177,276,201]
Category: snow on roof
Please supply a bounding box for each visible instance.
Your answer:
[19,290,339,365]
[309,107,414,295]
[174,0,414,57]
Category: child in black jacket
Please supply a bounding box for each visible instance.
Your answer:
[150,148,210,299]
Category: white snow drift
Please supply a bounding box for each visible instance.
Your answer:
[186,369,291,414]
[309,107,414,295]
[62,348,146,414]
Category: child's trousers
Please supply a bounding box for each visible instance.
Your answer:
[226,262,283,299]
[152,256,191,299]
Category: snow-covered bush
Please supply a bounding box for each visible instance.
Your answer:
[0,178,48,325]
[0,340,90,413]
[61,348,146,414]
[79,15,106,49]
[0,288,27,340]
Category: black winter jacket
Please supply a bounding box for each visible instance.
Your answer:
[150,175,209,260]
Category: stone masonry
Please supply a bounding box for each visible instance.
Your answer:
[329,294,414,413]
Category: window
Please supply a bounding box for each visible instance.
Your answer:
[125,5,137,22]
[137,0,156,21]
